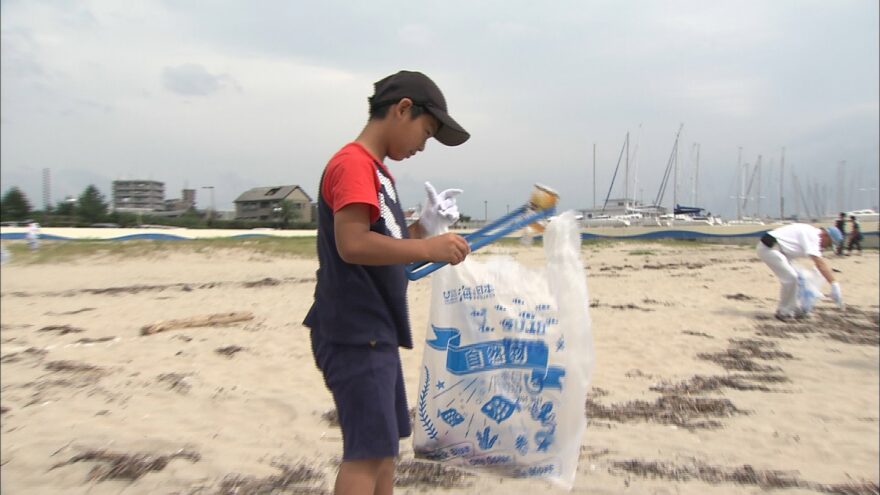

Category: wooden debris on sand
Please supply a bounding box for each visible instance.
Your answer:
[140,312,254,336]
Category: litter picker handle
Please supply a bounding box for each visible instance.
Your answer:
[405,206,556,281]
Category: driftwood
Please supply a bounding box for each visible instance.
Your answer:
[140,312,254,336]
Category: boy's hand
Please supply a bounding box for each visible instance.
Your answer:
[425,233,470,265]
[830,282,844,308]
[420,182,462,237]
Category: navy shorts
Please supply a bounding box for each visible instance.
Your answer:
[310,329,411,460]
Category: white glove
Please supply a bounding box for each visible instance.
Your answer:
[830,282,844,308]
[419,182,462,237]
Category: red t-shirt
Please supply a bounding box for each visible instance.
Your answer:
[321,142,394,224]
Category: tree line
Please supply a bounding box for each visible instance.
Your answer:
[0,185,316,229]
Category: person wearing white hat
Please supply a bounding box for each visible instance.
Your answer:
[756,223,844,321]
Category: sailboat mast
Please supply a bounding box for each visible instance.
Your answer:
[592,143,596,210]
[632,124,642,208]
[794,170,811,219]
[756,155,762,218]
[673,132,678,210]
[822,184,830,217]
[736,146,743,220]
[624,132,630,211]
[779,147,785,220]
[694,143,700,207]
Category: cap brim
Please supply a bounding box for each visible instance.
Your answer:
[426,105,470,146]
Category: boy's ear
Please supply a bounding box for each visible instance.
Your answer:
[395,98,414,117]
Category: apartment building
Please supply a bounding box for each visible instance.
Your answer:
[112,180,164,212]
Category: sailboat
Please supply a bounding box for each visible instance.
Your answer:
[581,131,644,227]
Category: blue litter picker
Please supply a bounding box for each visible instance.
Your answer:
[405,184,559,281]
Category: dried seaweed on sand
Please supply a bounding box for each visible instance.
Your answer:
[650,373,789,394]
[755,306,879,346]
[394,460,474,489]
[698,338,792,372]
[44,360,104,374]
[215,345,245,357]
[320,409,339,427]
[217,461,325,495]
[1,347,48,363]
[242,277,281,288]
[586,394,745,429]
[38,325,84,335]
[50,448,200,481]
[610,458,879,494]
[157,372,194,394]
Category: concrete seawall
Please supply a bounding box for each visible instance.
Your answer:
[1,222,877,247]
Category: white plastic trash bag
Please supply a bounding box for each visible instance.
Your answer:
[794,264,825,313]
[413,211,594,489]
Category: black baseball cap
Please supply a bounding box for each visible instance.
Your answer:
[369,70,470,147]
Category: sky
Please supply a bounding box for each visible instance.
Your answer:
[2,0,878,220]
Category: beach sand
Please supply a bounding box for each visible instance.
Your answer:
[1,240,877,494]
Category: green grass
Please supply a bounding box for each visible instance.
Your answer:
[2,234,759,266]
[2,237,318,265]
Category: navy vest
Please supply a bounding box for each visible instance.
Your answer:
[303,161,413,349]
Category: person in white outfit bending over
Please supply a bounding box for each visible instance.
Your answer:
[26,222,41,250]
[757,223,844,321]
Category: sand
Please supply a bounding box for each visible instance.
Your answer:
[0,240,877,494]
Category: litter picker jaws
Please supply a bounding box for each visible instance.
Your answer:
[405,184,559,281]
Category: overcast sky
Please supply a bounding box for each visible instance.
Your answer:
[2,0,878,220]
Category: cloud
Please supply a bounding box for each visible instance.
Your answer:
[161,63,240,96]
[398,24,433,46]
[1,0,877,218]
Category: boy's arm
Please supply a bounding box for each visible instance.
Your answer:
[810,255,835,284]
[335,203,469,266]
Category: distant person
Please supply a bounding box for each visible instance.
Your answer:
[26,222,40,250]
[303,70,470,495]
[0,243,10,265]
[846,215,863,255]
[757,223,844,321]
[834,212,847,255]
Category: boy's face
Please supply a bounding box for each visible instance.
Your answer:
[386,99,440,161]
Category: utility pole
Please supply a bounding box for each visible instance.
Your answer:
[837,160,845,214]
[202,186,215,223]
[42,168,51,211]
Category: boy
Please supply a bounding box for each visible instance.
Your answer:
[834,212,847,255]
[847,215,863,255]
[304,70,471,495]
[757,223,844,320]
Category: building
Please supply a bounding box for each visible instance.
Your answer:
[233,185,313,222]
[144,189,198,218]
[113,180,164,212]
[162,188,196,212]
